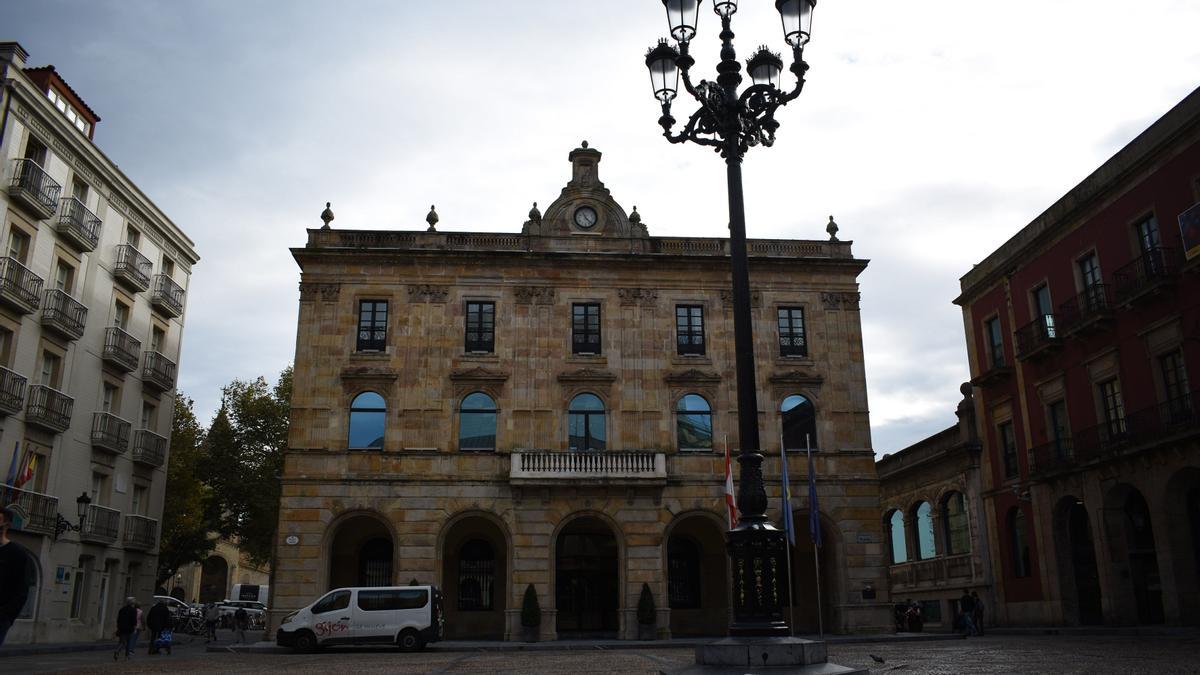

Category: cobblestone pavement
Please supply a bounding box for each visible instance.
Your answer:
[4,635,1200,674]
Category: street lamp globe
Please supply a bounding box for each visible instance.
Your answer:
[776,0,816,48]
[645,40,681,103]
[746,47,784,89]
[712,0,738,19]
[75,491,91,520]
[662,0,700,43]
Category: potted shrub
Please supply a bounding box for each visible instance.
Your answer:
[636,583,656,640]
[520,584,541,642]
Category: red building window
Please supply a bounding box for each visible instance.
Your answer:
[999,422,1018,480]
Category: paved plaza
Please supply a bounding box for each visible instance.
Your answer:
[2,634,1200,674]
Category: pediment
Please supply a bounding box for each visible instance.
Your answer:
[449,367,510,383]
[768,371,824,387]
[339,366,398,381]
[664,369,722,385]
[522,142,647,239]
[557,368,618,383]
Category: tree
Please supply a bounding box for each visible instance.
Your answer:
[157,394,215,588]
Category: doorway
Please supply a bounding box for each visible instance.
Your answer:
[556,517,619,638]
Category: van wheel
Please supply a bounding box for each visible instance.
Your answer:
[293,630,318,654]
[397,628,423,652]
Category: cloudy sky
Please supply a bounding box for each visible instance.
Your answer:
[7,1,1200,454]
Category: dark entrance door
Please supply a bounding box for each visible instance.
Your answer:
[556,520,618,637]
[1124,491,1165,624]
[1068,503,1103,625]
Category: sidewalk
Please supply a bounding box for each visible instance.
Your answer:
[1,633,237,658]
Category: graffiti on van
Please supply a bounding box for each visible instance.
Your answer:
[314,620,348,637]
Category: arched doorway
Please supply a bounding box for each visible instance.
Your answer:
[556,516,619,638]
[1164,468,1200,624]
[789,511,837,634]
[329,514,394,590]
[1104,484,1164,624]
[199,556,228,603]
[666,514,728,637]
[440,514,509,639]
[1053,497,1103,625]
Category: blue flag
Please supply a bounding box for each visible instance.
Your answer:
[780,446,796,547]
[4,442,18,487]
[807,446,822,548]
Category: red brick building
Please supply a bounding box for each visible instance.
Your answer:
[955,86,1200,626]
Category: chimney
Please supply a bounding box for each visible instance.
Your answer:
[0,42,29,70]
[568,140,603,189]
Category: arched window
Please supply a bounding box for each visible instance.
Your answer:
[942,492,970,555]
[348,392,386,450]
[887,510,908,564]
[667,536,701,609]
[568,393,606,451]
[1009,507,1031,578]
[914,501,936,560]
[458,539,495,611]
[676,394,713,450]
[781,394,817,451]
[459,392,497,452]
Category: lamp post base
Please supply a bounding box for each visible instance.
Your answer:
[727,524,790,636]
[691,637,867,674]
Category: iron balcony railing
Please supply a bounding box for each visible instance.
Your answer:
[1,485,58,535]
[1057,284,1112,334]
[1052,391,1198,471]
[122,514,158,550]
[113,244,152,292]
[1113,246,1180,305]
[1014,314,1060,360]
[91,412,132,455]
[142,351,177,392]
[103,326,141,373]
[8,158,61,218]
[131,429,168,467]
[55,196,101,251]
[0,256,44,314]
[151,274,185,317]
[80,504,120,545]
[25,384,73,433]
[0,366,27,416]
[40,288,87,340]
[1029,436,1075,477]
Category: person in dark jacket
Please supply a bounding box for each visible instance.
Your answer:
[958,590,978,636]
[114,597,138,660]
[0,506,33,649]
[145,599,170,655]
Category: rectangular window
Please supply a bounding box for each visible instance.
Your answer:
[40,351,61,388]
[675,305,705,356]
[0,327,13,368]
[150,326,165,353]
[91,472,108,506]
[23,136,47,165]
[1136,215,1161,253]
[985,317,1005,368]
[71,176,89,203]
[1048,400,1069,458]
[53,259,75,293]
[1160,350,1190,420]
[999,422,1018,480]
[1099,378,1126,440]
[141,402,157,429]
[69,564,86,619]
[113,301,130,330]
[572,303,601,354]
[778,307,807,357]
[356,300,388,352]
[162,257,175,278]
[1032,284,1055,339]
[464,301,495,353]
[7,229,30,265]
[1078,253,1102,290]
[101,383,118,413]
[126,227,140,248]
[132,485,148,516]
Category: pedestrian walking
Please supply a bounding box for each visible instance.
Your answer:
[132,602,142,654]
[971,590,985,636]
[958,590,978,636]
[0,506,34,649]
[146,598,170,655]
[234,607,249,644]
[204,602,220,642]
[114,597,137,660]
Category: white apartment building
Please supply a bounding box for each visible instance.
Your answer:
[0,42,198,644]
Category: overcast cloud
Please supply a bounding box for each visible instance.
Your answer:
[6,1,1200,455]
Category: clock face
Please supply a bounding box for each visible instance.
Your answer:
[573,206,598,229]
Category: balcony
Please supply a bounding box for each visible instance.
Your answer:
[971,360,1013,388]
[0,257,44,315]
[1113,246,1180,306]
[1057,285,1112,335]
[4,486,58,536]
[151,274,185,318]
[1015,314,1061,361]
[1072,390,1199,466]
[25,384,73,433]
[888,553,976,589]
[0,366,27,416]
[54,196,101,252]
[8,158,61,220]
[80,504,120,545]
[509,451,667,486]
[113,244,152,292]
[1029,437,1074,479]
[122,514,158,551]
[142,351,177,393]
[102,326,141,373]
[91,412,132,455]
[40,288,87,341]
[131,429,168,468]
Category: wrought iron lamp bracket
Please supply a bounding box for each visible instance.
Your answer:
[53,512,82,541]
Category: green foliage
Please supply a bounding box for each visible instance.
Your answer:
[637,583,655,625]
[157,394,215,587]
[521,584,541,627]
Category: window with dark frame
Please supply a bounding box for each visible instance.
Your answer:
[357,300,387,352]
[985,316,1005,368]
[572,303,601,354]
[465,301,495,353]
[1160,350,1189,419]
[1099,378,1126,439]
[457,539,495,611]
[999,421,1018,479]
[675,305,705,355]
[667,536,701,609]
[778,307,807,357]
[1048,400,1069,459]
[1136,215,1162,253]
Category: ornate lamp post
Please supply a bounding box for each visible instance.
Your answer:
[54,491,91,540]
[646,0,815,637]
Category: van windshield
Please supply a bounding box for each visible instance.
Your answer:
[312,590,351,614]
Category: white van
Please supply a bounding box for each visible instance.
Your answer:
[276,586,443,652]
[231,583,269,604]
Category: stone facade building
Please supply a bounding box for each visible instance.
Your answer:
[170,538,270,605]
[955,86,1200,626]
[274,143,891,640]
[0,43,197,643]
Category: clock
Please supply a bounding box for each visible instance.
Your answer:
[573,206,598,229]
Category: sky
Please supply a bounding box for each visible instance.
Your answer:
[6,1,1200,455]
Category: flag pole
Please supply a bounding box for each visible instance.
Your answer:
[808,434,824,640]
[782,434,795,637]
